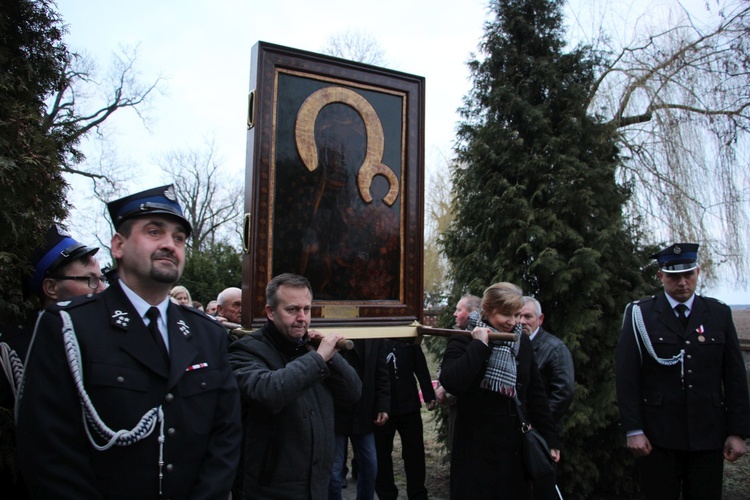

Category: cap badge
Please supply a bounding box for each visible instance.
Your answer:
[164,185,177,201]
[673,245,681,255]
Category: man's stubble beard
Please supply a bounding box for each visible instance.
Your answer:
[150,266,181,284]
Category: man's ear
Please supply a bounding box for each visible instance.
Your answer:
[111,233,125,260]
[42,278,59,301]
[265,304,274,320]
[538,313,544,326]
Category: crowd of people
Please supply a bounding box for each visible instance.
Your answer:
[1,184,748,500]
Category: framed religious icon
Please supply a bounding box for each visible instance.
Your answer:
[242,41,425,328]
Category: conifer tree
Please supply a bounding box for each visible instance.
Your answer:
[0,0,70,321]
[440,0,659,496]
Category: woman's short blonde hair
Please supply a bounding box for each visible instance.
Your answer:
[481,282,523,316]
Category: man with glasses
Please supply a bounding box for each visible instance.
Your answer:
[1,224,103,497]
[30,224,107,303]
[16,185,241,498]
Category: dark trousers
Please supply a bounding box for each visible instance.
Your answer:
[374,411,428,500]
[638,446,724,500]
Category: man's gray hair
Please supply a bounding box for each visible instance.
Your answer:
[461,294,481,312]
[522,296,542,316]
[217,287,241,306]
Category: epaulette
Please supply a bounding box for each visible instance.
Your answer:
[702,295,728,307]
[44,293,98,312]
[634,295,657,305]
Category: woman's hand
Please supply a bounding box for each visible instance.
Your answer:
[550,449,561,463]
[471,327,490,346]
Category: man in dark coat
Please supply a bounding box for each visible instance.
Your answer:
[374,338,436,500]
[1,224,104,498]
[229,273,362,499]
[16,185,242,499]
[520,297,575,437]
[616,243,750,499]
[329,338,391,500]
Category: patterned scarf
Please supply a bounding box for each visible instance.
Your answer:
[467,310,520,397]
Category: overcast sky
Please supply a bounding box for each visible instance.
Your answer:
[55,0,749,304]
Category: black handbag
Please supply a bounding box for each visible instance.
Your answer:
[514,396,556,482]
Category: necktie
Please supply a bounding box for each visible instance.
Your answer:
[675,303,689,330]
[146,307,170,363]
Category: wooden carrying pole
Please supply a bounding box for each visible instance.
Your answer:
[228,322,518,347]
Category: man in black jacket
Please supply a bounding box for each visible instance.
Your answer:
[520,297,575,437]
[1,224,104,498]
[16,185,242,499]
[229,273,361,499]
[374,338,436,500]
[616,243,750,499]
[328,338,390,500]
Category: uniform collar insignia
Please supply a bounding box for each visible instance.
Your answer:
[57,300,71,307]
[177,319,191,338]
[111,310,130,329]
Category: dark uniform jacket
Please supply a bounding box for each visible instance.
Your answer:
[531,327,575,428]
[616,291,750,451]
[229,322,362,499]
[16,280,242,499]
[0,314,38,499]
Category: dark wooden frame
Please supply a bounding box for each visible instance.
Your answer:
[242,41,425,328]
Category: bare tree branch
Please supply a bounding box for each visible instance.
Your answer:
[320,29,387,66]
[586,0,750,283]
[157,137,243,252]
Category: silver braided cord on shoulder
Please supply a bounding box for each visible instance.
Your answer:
[0,342,24,400]
[631,304,685,381]
[59,310,164,451]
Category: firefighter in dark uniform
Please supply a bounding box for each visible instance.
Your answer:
[616,243,750,499]
[2,225,102,498]
[16,185,242,499]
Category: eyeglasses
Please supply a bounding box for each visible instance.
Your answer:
[55,276,108,290]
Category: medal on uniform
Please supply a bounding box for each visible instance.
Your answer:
[697,324,705,342]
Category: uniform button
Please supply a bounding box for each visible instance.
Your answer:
[200,382,207,388]
[658,337,663,341]
[688,385,693,389]
[165,464,174,473]
[685,340,691,345]
[116,376,125,384]
[167,428,176,437]
[687,355,692,359]
[165,393,175,403]
[688,369,693,374]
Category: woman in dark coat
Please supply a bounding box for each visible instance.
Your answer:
[439,282,561,499]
